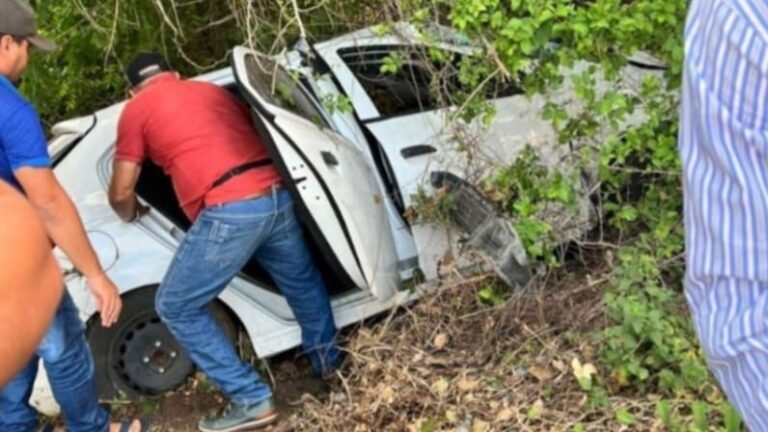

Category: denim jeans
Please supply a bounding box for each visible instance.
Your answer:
[156,187,339,406]
[0,292,109,432]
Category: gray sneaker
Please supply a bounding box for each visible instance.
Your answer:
[198,398,278,432]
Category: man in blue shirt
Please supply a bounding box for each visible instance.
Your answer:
[0,1,145,431]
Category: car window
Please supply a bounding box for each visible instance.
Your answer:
[338,45,525,119]
[339,46,436,118]
[244,53,330,128]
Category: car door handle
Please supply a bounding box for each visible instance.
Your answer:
[321,151,339,166]
[401,145,437,159]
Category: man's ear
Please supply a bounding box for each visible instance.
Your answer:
[0,35,11,51]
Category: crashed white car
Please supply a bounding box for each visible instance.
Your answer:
[31,23,658,411]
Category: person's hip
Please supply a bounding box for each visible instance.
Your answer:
[203,182,285,211]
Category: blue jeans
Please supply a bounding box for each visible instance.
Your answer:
[156,188,339,406]
[0,292,109,432]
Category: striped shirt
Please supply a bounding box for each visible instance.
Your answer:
[681,0,768,429]
[681,0,768,283]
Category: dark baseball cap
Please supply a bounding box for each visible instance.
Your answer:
[125,53,171,88]
[0,0,56,52]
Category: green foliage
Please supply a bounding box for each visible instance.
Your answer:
[24,0,244,124]
[485,147,576,265]
[477,281,509,306]
[321,94,353,115]
[408,186,456,226]
[614,407,635,426]
[424,0,738,428]
[380,51,406,75]
[23,0,369,125]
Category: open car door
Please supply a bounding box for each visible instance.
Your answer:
[230,46,399,300]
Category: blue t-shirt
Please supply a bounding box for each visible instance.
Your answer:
[0,75,50,191]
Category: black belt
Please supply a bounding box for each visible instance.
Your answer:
[211,158,272,189]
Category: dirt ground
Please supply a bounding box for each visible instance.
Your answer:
[99,353,332,431]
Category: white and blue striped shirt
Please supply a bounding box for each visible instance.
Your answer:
[681,0,768,429]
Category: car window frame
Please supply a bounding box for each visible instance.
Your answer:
[243,53,333,130]
[337,44,527,123]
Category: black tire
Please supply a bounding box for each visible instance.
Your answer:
[87,286,238,399]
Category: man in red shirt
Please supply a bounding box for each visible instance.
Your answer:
[108,53,339,432]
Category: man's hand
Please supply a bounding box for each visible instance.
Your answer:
[86,273,122,327]
[109,161,144,222]
[135,202,151,221]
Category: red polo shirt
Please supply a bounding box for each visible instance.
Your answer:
[115,73,281,221]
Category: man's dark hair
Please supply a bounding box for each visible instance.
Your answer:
[125,53,171,88]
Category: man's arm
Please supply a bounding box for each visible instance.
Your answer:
[109,160,148,222]
[14,168,122,327]
[111,101,150,222]
[2,103,121,327]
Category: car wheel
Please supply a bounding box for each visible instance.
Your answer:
[87,286,238,399]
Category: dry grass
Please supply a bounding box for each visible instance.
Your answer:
[281,265,664,431]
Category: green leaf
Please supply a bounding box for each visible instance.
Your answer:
[617,205,639,222]
[372,23,392,37]
[721,402,743,432]
[615,408,635,425]
[691,401,709,431]
[655,400,673,426]
[572,22,589,36]
[527,400,543,419]
[379,52,404,75]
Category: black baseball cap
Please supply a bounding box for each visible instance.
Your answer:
[125,53,171,88]
[0,0,56,52]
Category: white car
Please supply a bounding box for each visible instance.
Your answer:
[30,23,659,412]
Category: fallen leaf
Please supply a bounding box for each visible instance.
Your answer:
[552,359,567,372]
[571,357,597,390]
[434,333,449,349]
[432,378,450,396]
[496,408,514,422]
[472,419,491,432]
[457,379,480,392]
[380,385,395,404]
[528,364,554,382]
[445,410,459,423]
